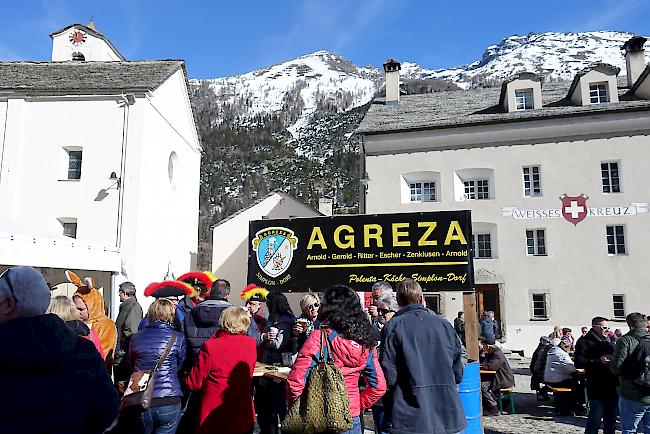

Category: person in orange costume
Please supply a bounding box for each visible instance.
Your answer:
[66,270,117,365]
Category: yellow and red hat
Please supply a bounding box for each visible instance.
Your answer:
[240,284,269,302]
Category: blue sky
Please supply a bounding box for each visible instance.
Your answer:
[1,0,647,79]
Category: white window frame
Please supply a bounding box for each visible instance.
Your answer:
[401,171,441,204]
[58,217,78,239]
[463,179,489,200]
[523,165,542,197]
[601,161,621,194]
[606,225,626,255]
[612,294,626,320]
[472,233,492,259]
[60,146,83,181]
[589,82,609,104]
[526,228,547,256]
[515,88,534,111]
[531,293,549,319]
[409,181,436,203]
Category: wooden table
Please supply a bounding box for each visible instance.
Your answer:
[254,362,290,381]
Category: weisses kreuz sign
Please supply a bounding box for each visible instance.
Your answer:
[502,194,647,225]
[247,211,474,292]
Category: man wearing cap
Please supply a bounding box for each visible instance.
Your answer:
[0,266,118,433]
[575,316,617,434]
[479,336,515,416]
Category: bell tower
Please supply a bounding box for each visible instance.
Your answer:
[50,21,125,62]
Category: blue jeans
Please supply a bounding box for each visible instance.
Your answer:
[619,397,650,434]
[137,403,181,434]
[339,416,361,434]
[585,397,618,434]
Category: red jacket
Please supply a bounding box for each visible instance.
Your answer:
[186,330,257,434]
[287,328,386,417]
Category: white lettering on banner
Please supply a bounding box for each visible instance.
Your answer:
[502,203,648,220]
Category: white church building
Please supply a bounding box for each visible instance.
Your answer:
[0,22,201,315]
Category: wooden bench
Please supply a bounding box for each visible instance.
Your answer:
[498,387,516,414]
[547,386,573,415]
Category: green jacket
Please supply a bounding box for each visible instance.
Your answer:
[610,329,650,404]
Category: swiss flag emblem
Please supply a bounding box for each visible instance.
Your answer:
[560,194,589,225]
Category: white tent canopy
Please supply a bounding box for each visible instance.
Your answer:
[0,218,121,272]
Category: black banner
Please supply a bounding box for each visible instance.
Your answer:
[247,211,473,292]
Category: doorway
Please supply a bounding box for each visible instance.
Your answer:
[475,284,500,324]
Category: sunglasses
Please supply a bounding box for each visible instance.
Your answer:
[378,308,395,316]
[0,269,18,304]
[595,324,610,330]
[307,303,320,310]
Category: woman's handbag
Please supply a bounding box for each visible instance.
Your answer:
[119,333,176,414]
[283,327,353,434]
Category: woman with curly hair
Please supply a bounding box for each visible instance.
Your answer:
[287,285,387,434]
[256,290,296,434]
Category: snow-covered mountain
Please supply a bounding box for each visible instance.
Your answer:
[193,31,648,134]
[403,31,650,87]
[197,50,381,135]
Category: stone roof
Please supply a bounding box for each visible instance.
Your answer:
[50,23,125,61]
[357,75,650,135]
[0,60,184,95]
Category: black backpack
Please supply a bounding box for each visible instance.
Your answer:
[622,335,650,389]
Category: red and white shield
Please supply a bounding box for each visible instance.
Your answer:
[560,194,588,225]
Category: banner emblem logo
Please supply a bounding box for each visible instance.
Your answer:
[252,227,298,278]
[560,194,588,225]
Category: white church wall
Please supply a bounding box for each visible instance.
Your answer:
[120,75,201,304]
[0,97,125,245]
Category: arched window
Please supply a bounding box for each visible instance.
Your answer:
[72,52,85,61]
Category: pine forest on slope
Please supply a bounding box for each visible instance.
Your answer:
[191,30,648,268]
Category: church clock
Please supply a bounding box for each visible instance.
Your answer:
[69,30,87,45]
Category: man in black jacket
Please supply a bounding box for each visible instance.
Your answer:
[574,316,617,434]
[381,278,466,434]
[0,266,118,433]
[183,278,233,366]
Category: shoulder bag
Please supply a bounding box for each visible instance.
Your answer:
[119,333,176,414]
[283,326,353,434]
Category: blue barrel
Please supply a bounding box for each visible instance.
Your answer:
[458,361,482,433]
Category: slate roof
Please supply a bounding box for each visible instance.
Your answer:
[0,60,185,95]
[50,23,125,61]
[357,75,650,135]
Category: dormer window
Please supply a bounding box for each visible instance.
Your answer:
[515,89,534,110]
[568,63,620,106]
[589,83,609,104]
[499,73,542,113]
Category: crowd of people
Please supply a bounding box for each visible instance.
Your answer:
[0,267,467,434]
[6,264,650,434]
[529,315,650,433]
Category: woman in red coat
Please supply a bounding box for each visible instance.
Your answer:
[186,306,257,434]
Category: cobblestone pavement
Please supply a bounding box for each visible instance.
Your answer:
[482,359,620,434]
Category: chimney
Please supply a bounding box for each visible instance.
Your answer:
[622,36,647,88]
[318,198,333,216]
[383,59,401,105]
